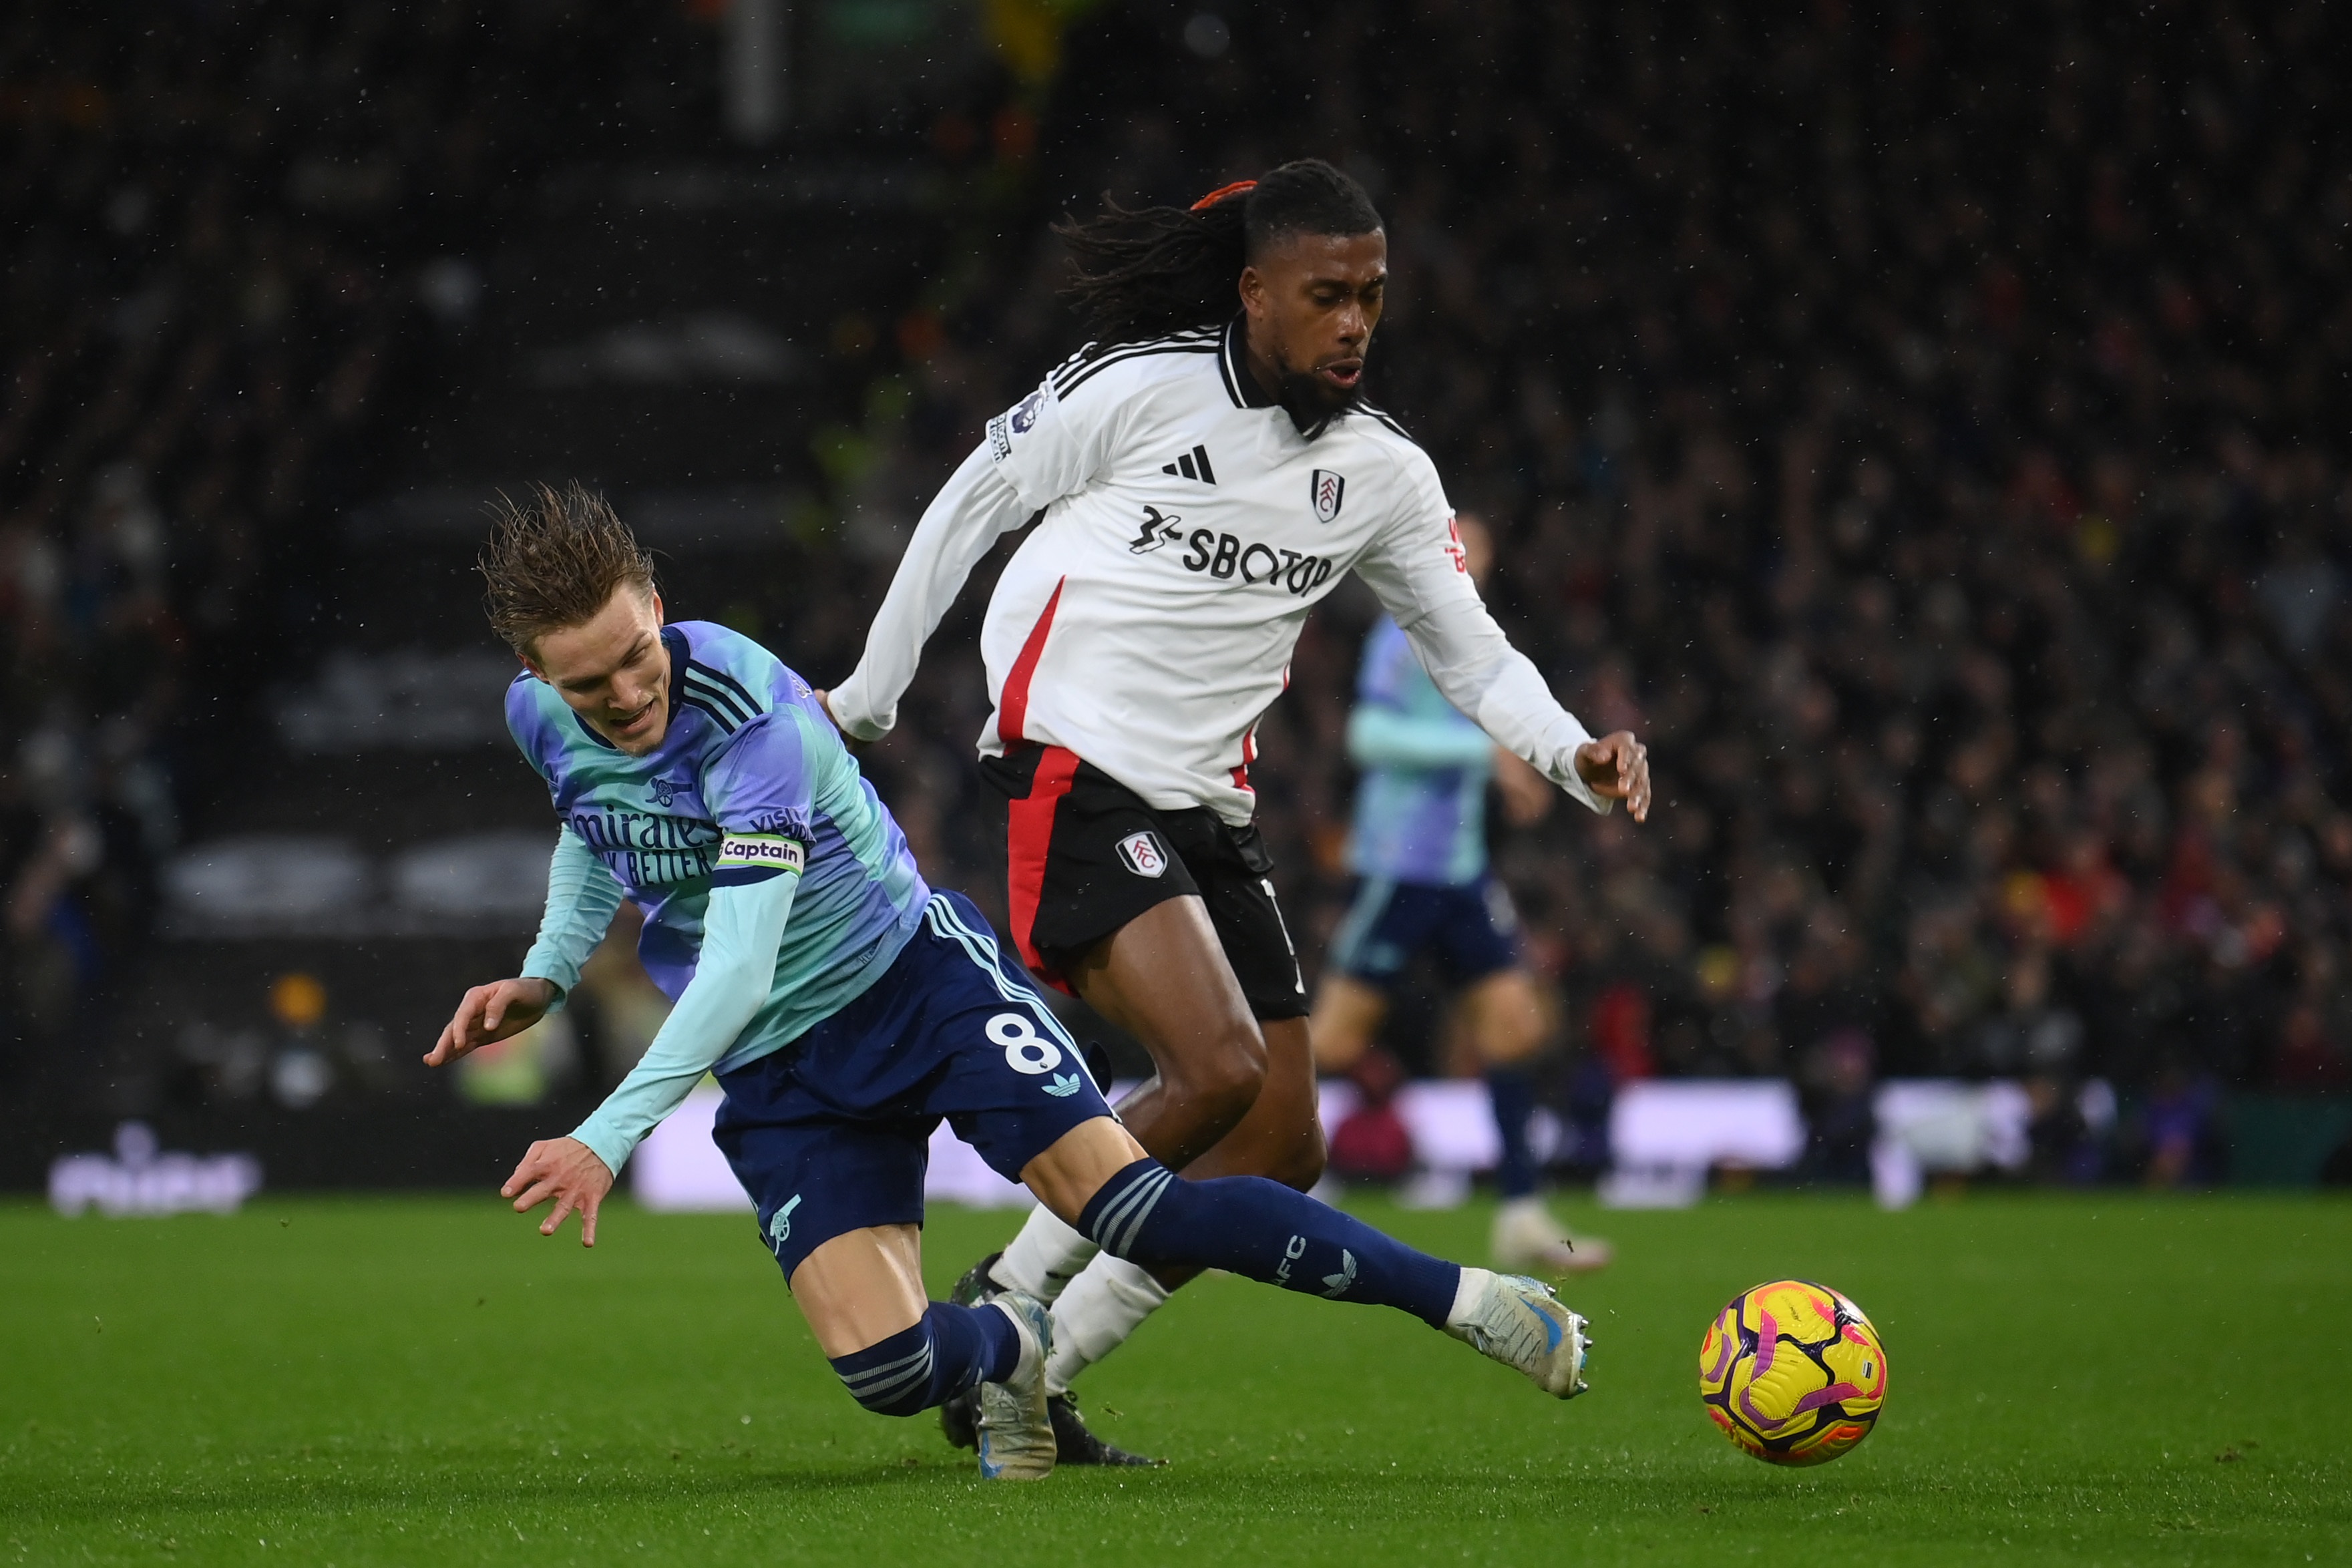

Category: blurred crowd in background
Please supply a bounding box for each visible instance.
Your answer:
[7,1,2349,1187]
[0,1,683,1090]
[845,1,2352,1185]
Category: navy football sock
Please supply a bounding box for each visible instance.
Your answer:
[828,1301,1020,1417]
[1486,1064,1539,1200]
[1078,1159,1460,1327]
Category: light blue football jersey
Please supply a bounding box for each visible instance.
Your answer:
[506,620,928,1073]
[1344,616,1495,887]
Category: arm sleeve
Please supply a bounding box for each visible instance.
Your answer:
[828,372,1119,741]
[1347,705,1500,769]
[1353,456,1611,815]
[569,871,797,1177]
[516,827,625,1008]
[825,445,1036,741]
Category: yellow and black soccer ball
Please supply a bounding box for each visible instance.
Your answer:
[1698,1280,1887,1466]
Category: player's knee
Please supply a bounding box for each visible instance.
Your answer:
[1266,1123,1328,1193]
[1177,1026,1268,1128]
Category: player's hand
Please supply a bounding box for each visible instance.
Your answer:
[809,689,873,756]
[1574,732,1651,823]
[424,977,558,1066]
[1494,747,1555,827]
[502,1136,614,1247]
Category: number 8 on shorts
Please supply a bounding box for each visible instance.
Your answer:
[988,1012,1063,1075]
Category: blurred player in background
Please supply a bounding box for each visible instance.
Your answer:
[427,486,1603,1482]
[821,160,1649,1463]
[1312,513,1611,1276]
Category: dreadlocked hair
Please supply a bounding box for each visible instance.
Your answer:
[1056,158,1382,346]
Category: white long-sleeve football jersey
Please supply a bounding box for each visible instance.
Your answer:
[829,315,1612,827]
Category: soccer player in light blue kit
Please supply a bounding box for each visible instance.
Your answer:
[1310,516,1611,1275]
[425,486,1593,1481]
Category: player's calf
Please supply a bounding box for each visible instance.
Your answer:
[1078,1157,1458,1322]
[827,1300,1026,1418]
[1065,1154,1592,1400]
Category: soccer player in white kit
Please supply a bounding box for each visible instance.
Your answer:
[822,160,1651,1462]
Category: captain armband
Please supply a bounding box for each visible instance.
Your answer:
[712,831,807,884]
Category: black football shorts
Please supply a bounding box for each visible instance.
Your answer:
[978,745,1309,1020]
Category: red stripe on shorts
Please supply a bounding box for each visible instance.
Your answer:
[1005,745,1081,984]
[996,576,1064,747]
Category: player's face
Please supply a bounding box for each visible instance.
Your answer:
[524,584,671,755]
[1239,228,1386,413]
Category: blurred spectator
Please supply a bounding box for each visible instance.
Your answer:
[1796,1026,1875,1184]
[2134,1061,2226,1189]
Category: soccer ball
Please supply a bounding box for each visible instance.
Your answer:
[1698,1280,1887,1466]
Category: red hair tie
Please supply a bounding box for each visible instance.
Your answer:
[1190,179,1256,211]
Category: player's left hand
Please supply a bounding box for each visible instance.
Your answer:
[1574,731,1651,823]
[502,1136,614,1247]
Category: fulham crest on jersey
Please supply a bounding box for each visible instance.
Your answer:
[1312,468,1346,524]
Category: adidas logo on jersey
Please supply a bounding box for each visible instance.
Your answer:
[1159,444,1217,483]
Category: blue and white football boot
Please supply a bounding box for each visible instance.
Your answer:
[1445,1269,1593,1398]
[976,1290,1056,1481]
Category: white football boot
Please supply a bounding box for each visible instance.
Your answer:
[1446,1268,1592,1398]
[976,1291,1056,1481]
[1491,1196,1615,1276]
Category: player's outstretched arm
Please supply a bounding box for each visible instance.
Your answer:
[426,828,622,1064]
[538,870,795,1240]
[1381,593,1634,819]
[1356,493,1649,822]
[487,875,792,1249]
[825,443,1040,741]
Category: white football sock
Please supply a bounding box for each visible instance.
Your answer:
[988,1297,1043,1384]
[1446,1266,1496,1329]
[988,1205,1098,1304]
[1044,1254,1171,1397]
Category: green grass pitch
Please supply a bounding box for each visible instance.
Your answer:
[3,1190,2345,1566]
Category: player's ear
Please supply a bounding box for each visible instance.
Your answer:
[1238,263,1267,320]
[649,588,665,627]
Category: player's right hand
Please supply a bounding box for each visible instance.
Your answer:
[425,977,558,1066]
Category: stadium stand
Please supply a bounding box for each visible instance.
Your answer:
[7,1,2347,1190]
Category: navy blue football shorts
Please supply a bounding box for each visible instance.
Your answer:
[710,890,1114,1282]
[1326,873,1521,991]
